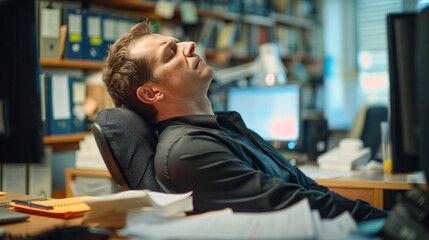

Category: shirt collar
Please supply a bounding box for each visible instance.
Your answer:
[155,111,245,133]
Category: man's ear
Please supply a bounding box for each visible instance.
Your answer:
[136,85,164,104]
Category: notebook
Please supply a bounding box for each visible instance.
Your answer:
[0,208,29,224]
[10,196,95,219]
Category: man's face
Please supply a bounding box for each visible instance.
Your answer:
[131,34,214,99]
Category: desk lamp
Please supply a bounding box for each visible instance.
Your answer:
[214,42,288,87]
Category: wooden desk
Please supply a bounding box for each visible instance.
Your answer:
[64,168,426,210]
[0,193,83,238]
[313,170,426,209]
[1,193,125,239]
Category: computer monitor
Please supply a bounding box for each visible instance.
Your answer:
[387,8,429,179]
[416,7,429,183]
[0,0,43,163]
[226,85,301,150]
[386,12,419,173]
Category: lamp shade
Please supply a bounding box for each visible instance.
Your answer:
[253,43,288,87]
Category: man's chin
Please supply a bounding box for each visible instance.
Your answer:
[202,67,215,82]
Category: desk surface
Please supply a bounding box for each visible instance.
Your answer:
[2,172,427,237]
[1,193,83,238]
[299,165,426,190]
[316,171,425,190]
[316,172,425,190]
[301,166,427,209]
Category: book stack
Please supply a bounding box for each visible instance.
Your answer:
[75,135,107,170]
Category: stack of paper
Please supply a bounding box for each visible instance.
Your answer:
[82,190,193,228]
[118,199,358,240]
[75,135,107,170]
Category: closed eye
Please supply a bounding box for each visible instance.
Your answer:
[167,48,175,61]
[164,40,177,62]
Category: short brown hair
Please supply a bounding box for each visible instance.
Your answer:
[103,19,157,123]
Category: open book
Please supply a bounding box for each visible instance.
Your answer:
[82,190,193,228]
[10,196,95,219]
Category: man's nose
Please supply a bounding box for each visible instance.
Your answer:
[181,41,196,56]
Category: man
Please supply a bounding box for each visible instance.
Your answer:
[103,20,388,222]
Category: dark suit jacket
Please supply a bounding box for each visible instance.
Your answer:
[155,112,388,222]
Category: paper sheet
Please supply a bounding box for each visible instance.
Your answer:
[119,199,316,239]
[52,74,70,120]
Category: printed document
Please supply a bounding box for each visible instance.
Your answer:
[118,198,359,239]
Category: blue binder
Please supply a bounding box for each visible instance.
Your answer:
[69,75,87,133]
[83,10,104,61]
[101,12,117,60]
[63,8,84,60]
[44,73,72,135]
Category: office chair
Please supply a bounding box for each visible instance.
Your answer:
[91,108,161,192]
[349,104,388,160]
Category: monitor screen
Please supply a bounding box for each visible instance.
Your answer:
[0,0,43,163]
[226,85,301,150]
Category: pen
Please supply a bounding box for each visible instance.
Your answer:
[11,199,53,210]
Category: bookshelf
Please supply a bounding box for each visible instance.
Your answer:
[37,0,324,199]
[39,0,324,146]
[43,132,91,152]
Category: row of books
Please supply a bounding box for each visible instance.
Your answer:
[196,0,269,16]
[38,1,139,61]
[192,18,274,57]
[275,25,308,56]
[191,0,315,18]
[272,0,316,18]
[192,18,318,58]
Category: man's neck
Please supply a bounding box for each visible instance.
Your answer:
[156,96,214,122]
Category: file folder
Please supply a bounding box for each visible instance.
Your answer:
[84,10,103,60]
[38,1,61,59]
[116,16,138,40]
[102,12,117,59]
[69,75,87,132]
[45,73,72,135]
[63,8,84,60]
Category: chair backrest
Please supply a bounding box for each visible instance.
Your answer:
[91,108,161,192]
[349,104,388,159]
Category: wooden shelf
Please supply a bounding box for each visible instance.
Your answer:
[91,0,156,12]
[40,59,104,70]
[43,132,91,152]
[272,13,315,29]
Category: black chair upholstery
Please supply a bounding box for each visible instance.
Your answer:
[91,108,161,192]
[359,105,388,159]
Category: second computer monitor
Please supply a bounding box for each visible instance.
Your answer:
[226,85,301,150]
